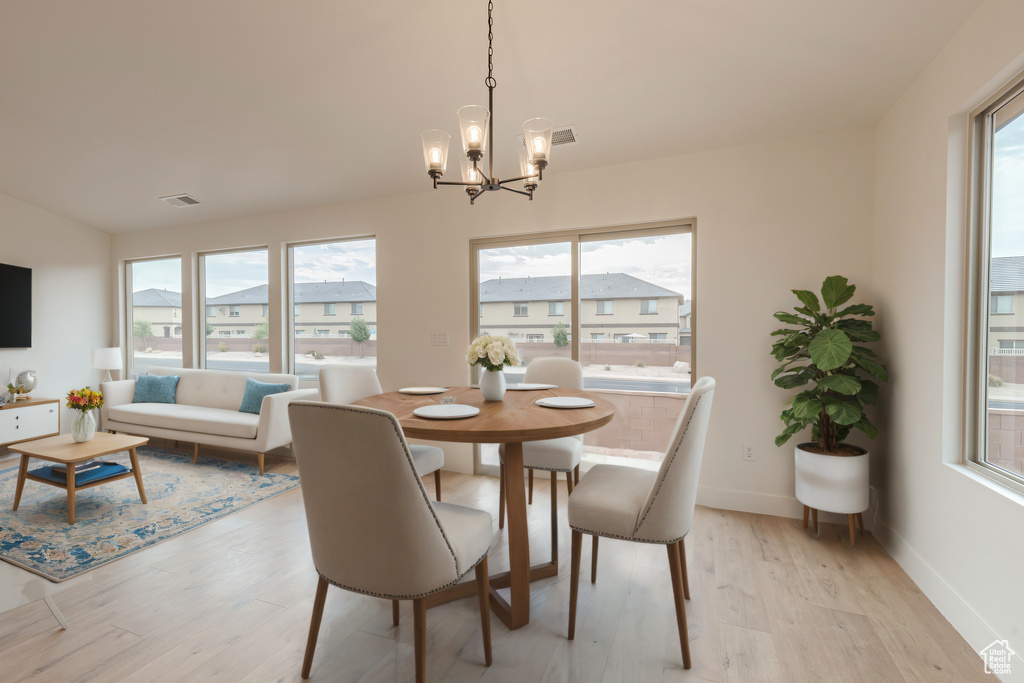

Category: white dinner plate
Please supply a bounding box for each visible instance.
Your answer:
[413,404,480,420]
[398,387,447,395]
[506,383,557,391]
[535,397,595,409]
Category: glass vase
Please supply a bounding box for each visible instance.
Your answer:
[71,410,96,442]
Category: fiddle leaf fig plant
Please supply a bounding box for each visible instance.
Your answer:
[771,275,888,453]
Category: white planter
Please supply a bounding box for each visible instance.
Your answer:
[71,410,97,443]
[794,443,868,514]
[479,369,506,401]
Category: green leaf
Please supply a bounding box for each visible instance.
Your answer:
[816,374,862,395]
[835,303,874,318]
[791,395,823,419]
[821,275,856,309]
[808,329,853,370]
[774,371,813,389]
[823,397,863,425]
[852,355,889,382]
[775,423,804,447]
[773,312,811,326]
[850,345,878,359]
[858,380,879,406]
[854,416,878,439]
[792,290,820,312]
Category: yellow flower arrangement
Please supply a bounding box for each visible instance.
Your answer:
[66,387,103,412]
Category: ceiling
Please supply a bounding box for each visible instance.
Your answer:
[0,0,981,234]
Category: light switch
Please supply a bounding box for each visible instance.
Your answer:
[431,332,449,346]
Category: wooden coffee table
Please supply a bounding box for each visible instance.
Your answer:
[9,432,149,524]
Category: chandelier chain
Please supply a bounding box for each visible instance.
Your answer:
[486,0,496,89]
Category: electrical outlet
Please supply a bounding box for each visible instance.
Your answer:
[431,332,449,347]
[743,444,755,461]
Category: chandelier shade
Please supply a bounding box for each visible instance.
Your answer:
[420,0,552,205]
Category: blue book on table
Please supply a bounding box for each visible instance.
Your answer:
[31,463,129,486]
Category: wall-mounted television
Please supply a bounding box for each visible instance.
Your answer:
[0,263,32,348]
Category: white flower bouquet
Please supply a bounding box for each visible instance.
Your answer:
[466,335,521,372]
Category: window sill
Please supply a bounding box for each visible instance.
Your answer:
[953,461,1024,505]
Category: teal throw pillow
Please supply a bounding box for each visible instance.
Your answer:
[132,374,179,404]
[239,378,291,414]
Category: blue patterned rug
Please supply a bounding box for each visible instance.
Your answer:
[0,446,300,582]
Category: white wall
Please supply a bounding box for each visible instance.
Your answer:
[0,192,113,443]
[112,127,875,487]
[874,0,1024,675]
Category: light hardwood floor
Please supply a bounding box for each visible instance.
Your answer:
[0,448,991,682]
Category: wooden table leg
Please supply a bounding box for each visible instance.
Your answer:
[500,441,530,629]
[67,467,76,525]
[12,455,29,511]
[128,447,148,504]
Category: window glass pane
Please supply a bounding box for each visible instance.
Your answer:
[478,242,572,383]
[128,257,181,376]
[290,239,376,382]
[202,249,269,372]
[986,88,1024,480]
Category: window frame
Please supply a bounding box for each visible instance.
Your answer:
[124,255,184,378]
[548,301,564,316]
[965,69,1024,494]
[596,300,613,315]
[640,299,658,315]
[513,302,529,317]
[324,303,336,316]
[351,302,363,315]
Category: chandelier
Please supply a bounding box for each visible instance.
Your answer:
[420,0,553,205]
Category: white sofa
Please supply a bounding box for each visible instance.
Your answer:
[100,367,317,474]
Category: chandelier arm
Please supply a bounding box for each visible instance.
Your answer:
[437,180,486,188]
[498,175,538,185]
[499,186,533,198]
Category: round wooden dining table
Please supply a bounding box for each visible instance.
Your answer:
[352,385,615,630]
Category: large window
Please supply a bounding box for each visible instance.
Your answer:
[969,74,1024,489]
[289,238,376,381]
[201,249,269,372]
[127,257,182,376]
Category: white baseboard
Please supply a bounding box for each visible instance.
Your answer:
[873,520,1024,682]
[696,484,875,528]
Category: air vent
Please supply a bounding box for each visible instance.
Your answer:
[518,124,579,148]
[160,193,201,208]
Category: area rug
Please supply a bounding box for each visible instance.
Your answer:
[0,446,300,582]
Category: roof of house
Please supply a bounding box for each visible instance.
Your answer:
[678,302,691,317]
[137,281,377,307]
[132,288,182,307]
[991,256,1024,292]
[479,273,681,303]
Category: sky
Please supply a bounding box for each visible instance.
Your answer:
[479,233,692,299]
[130,240,377,297]
[991,105,1024,258]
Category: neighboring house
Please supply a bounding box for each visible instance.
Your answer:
[134,281,377,338]
[132,288,183,338]
[479,273,684,343]
[678,301,692,347]
[989,255,1024,351]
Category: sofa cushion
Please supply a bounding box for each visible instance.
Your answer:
[133,374,179,404]
[144,368,297,411]
[238,378,292,414]
[109,403,259,439]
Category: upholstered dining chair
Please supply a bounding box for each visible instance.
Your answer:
[498,357,584,530]
[288,402,493,682]
[319,365,445,500]
[567,376,715,669]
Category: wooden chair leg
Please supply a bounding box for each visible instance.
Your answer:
[413,598,427,683]
[666,542,692,669]
[574,463,580,484]
[193,443,199,464]
[568,529,583,640]
[302,576,329,679]
[678,538,690,599]
[392,600,400,626]
[258,452,265,476]
[498,463,505,530]
[475,556,492,666]
[591,535,599,583]
[434,470,442,501]
[528,468,534,504]
[811,508,818,531]
[802,505,809,529]
[565,471,573,495]
[848,514,857,547]
[856,512,864,534]
[550,472,559,565]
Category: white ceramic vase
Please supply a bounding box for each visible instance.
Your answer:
[479,368,506,401]
[794,443,869,514]
[71,410,97,442]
